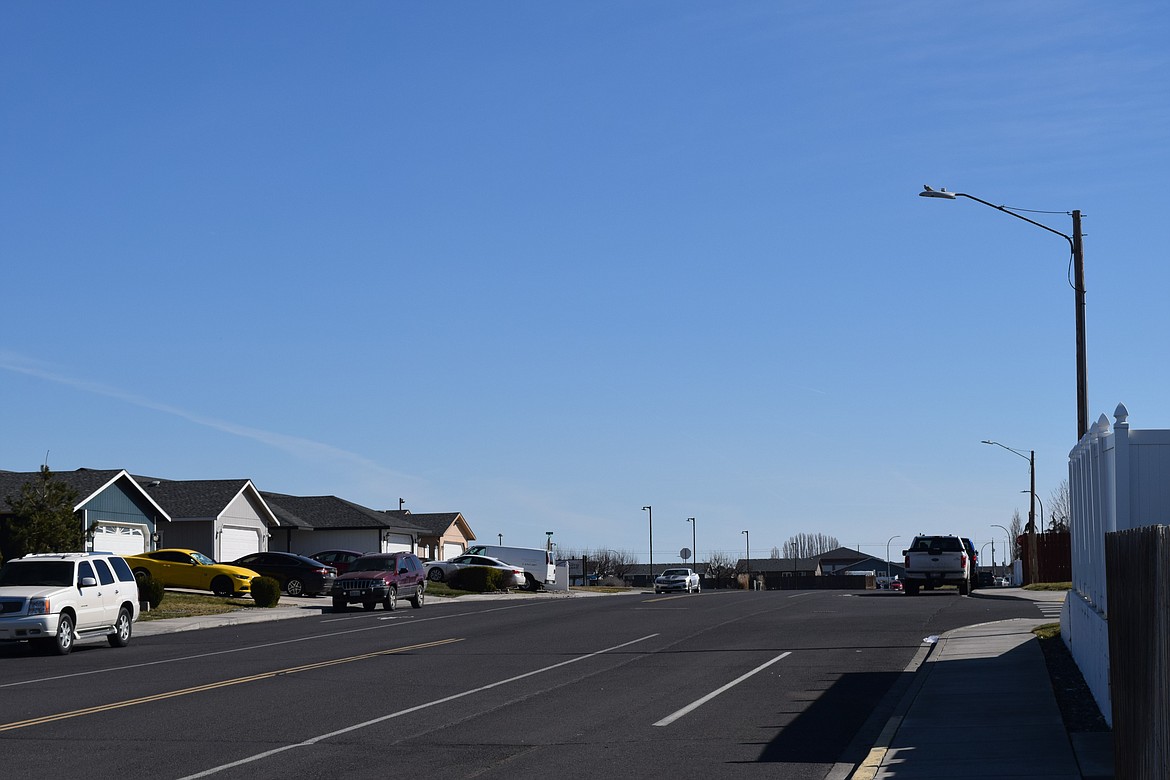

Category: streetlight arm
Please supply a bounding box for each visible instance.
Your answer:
[982,440,1030,461]
[921,188,1073,246]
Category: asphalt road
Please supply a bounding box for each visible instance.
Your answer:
[0,589,1042,779]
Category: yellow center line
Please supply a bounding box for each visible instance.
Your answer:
[0,638,462,733]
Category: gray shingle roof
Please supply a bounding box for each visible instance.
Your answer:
[133,476,253,520]
[1,468,149,514]
[260,493,427,535]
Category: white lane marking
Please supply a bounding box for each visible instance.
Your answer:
[178,633,661,779]
[0,602,537,690]
[653,651,792,727]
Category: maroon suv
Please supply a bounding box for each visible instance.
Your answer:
[330,552,426,611]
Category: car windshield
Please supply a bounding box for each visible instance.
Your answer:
[661,569,689,576]
[0,561,74,587]
[191,552,216,565]
[349,557,394,572]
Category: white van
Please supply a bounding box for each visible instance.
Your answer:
[465,545,555,590]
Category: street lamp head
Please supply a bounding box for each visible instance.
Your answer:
[920,185,957,199]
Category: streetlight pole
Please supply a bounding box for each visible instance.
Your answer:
[741,530,750,590]
[983,440,1039,583]
[921,186,1088,440]
[1023,491,1045,533]
[686,517,696,572]
[885,535,901,587]
[992,523,1012,579]
[642,506,653,582]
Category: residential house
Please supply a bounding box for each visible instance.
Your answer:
[261,493,426,557]
[383,510,475,561]
[134,477,278,561]
[0,468,169,557]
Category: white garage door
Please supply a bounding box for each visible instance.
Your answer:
[442,542,465,559]
[92,525,146,556]
[220,527,262,562]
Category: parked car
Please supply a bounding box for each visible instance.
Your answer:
[125,548,257,597]
[901,535,973,596]
[464,544,556,590]
[332,553,426,611]
[308,549,364,575]
[0,552,140,655]
[230,552,337,597]
[424,554,525,588]
[654,568,701,594]
[995,576,1010,587]
[890,579,904,592]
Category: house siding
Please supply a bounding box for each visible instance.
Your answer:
[82,481,160,551]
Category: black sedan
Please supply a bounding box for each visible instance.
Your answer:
[230,552,337,597]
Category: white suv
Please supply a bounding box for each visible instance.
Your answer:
[0,552,141,655]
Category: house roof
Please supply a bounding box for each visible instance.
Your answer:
[382,510,475,542]
[133,476,278,526]
[260,493,427,536]
[0,468,169,519]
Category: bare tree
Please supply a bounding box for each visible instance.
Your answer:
[588,548,637,579]
[1048,479,1071,532]
[703,551,736,588]
[782,532,840,560]
[769,546,781,559]
[1008,509,1023,560]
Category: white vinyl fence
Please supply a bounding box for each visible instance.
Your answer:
[1067,403,1170,726]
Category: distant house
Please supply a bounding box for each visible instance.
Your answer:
[134,477,278,561]
[261,493,427,557]
[383,510,475,561]
[0,468,169,557]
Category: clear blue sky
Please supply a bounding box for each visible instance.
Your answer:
[4,2,1169,565]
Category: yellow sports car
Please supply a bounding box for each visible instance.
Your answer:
[124,548,257,597]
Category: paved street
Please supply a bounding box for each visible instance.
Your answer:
[0,588,1047,779]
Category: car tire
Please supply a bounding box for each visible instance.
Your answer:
[286,578,305,597]
[524,573,540,592]
[108,606,132,648]
[427,567,444,582]
[383,586,397,611]
[332,597,347,612]
[410,583,424,609]
[695,583,701,594]
[49,613,75,656]
[958,580,969,596]
[211,576,234,598]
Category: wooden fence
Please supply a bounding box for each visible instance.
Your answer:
[1017,531,1072,583]
[1105,525,1170,779]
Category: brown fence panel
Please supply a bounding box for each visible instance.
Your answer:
[1018,531,1072,583]
[1105,525,1170,779]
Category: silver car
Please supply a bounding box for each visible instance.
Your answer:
[425,554,525,588]
[654,568,701,594]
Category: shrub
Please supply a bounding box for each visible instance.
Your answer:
[251,576,282,607]
[136,576,165,609]
[448,566,510,593]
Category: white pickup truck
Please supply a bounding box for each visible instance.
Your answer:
[901,535,973,596]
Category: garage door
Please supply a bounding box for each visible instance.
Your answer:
[220,527,262,562]
[92,525,146,556]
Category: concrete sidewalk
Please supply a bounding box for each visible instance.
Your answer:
[852,590,1113,779]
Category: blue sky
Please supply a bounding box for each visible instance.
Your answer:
[4,2,1169,565]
